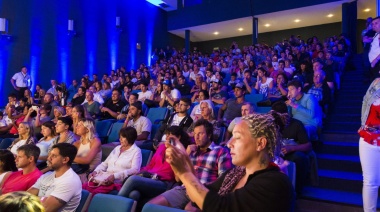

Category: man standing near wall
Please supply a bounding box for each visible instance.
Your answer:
[10,66,32,99]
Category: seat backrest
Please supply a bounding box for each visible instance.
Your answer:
[146,107,167,124]
[0,138,15,149]
[141,149,153,167]
[88,194,136,212]
[142,203,185,212]
[107,122,124,143]
[150,124,160,139]
[287,161,296,188]
[95,120,114,143]
[245,94,264,105]
[255,106,272,114]
[76,189,92,212]
[216,127,226,145]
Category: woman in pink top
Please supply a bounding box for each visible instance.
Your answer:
[118,126,191,202]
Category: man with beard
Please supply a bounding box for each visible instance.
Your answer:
[28,143,82,212]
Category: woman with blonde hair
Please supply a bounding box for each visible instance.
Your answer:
[72,118,102,182]
[0,191,45,212]
[7,122,37,155]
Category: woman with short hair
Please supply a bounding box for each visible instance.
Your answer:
[8,122,37,155]
[83,127,142,195]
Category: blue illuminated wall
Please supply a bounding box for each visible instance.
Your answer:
[0,0,168,106]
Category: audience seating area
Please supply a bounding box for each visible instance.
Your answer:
[0,32,354,211]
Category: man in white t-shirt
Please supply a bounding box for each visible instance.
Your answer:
[137,82,153,102]
[154,98,193,144]
[159,80,181,108]
[123,101,152,147]
[28,143,82,212]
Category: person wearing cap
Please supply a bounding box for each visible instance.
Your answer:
[159,80,181,108]
[218,82,246,123]
[210,78,228,105]
[137,82,153,102]
[100,89,126,120]
[24,103,52,135]
[122,101,152,147]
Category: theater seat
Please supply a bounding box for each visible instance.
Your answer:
[76,189,92,212]
[141,149,153,167]
[107,122,124,143]
[0,138,15,149]
[142,203,185,212]
[88,193,136,212]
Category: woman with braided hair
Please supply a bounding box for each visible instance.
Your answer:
[164,112,295,212]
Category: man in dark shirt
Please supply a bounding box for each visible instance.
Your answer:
[175,76,191,96]
[210,79,228,106]
[218,83,245,123]
[272,101,312,195]
[100,89,126,120]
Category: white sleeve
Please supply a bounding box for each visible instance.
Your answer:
[141,118,152,133]
[32,174,43,190]
[50,174,78,202]
[12,73,18,80]
[172,89,181,99]
[113,148,142,180]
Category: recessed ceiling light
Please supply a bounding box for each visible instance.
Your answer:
[294,19,300,23]
[364,8,371,12]
[238,28,243,31]
[213,31,219,35]
[264,24,270,27]
[327,14,334,18]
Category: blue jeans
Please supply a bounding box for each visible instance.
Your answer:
[118,175,168,201]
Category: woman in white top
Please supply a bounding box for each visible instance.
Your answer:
[0,149,17,188]
[254,67,274,98]
[36,121,57,161]
[7,122,37,155]
[72,118,102,181]
[83,127,142,194]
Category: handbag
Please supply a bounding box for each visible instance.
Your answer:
[88,171,114,187]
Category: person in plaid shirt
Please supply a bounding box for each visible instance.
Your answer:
[148,119,232,210]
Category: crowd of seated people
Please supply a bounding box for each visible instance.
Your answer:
[0,33,351,211]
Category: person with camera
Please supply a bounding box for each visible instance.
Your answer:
[148,119,232,210]
[24,104,52,136]
[118,126,190,204]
